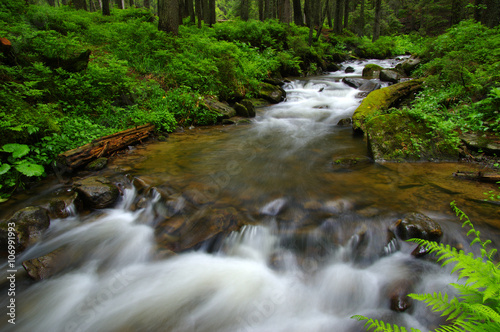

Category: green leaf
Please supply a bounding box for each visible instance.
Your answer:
[0,163,11,175]
[2,143,30,159]
[14,163,44,177]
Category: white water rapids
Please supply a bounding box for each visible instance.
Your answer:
[1,57,489,332]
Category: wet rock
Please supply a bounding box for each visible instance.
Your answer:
[22,248,64,280]
[323,199,352,214]
[234,102,249,117]
[342,77,366,89]
[260,198,288,216]
[388,280,414,312]
[257,82,286,104]
[85,157,108,171]
[203,98,236,120]
[337,118,352,126]
[326,62,341,72]
[380,69,402,84]
[362,64,383,78]
[394,212,443,242]
[359,81,382,92]
[222,118,236,125]
[263,78,285,87]
[345,66,355,73]
[0,206,50,251]
[45,191,81,218]
[396,56,421,76]
[240,99,256,117]
[411,244,430,257]
[156,207,243,252]
[461,132,500,155]
[73,176,119,209]
[332,156,372,170]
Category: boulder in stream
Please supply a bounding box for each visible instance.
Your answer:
[342,78,366,89]
[257,82,286,104]
[73,176,120,209]
[203,98,237,120]
[85,157,108,171]
[380,69,402,84]
[22,248,64,280]
[394,212,443,242]
[395,56,421,76]
[362,64,383,78]
[0,206,50,251]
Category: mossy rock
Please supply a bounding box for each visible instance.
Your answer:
[352,78,424,133]
[85,157,108,171]
[365,112,459,161]
[257,82,286,104]
[362,64,384,78]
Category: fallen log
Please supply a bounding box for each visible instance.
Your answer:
[57,123,155,171]
[453,171,500,183]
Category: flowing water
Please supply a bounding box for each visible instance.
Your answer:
[1,59,500,332]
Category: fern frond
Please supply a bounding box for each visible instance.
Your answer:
[350,315,421,332]
[409,292,467,321]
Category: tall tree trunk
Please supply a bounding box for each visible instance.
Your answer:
[208,0,215,26]
[240,0,250,20]
[326,0,333,28]
[359,0,364,36]
[143,0,150,8]
[46,0,56,6]
[264,0,272,19]
[195,0,202,27]
[158,0,180,35]
[258,0,264,21]
[484,0,500,27]
[62,0,67,5]
[115,0,124,9]
[334,0,343,33]
[129,0,134,7]
[278,0,291,23]
[188,0,195,24]
[474,0,484,22]
[343,0,349,29]
[372,0,381,41]
[102,0,111,15]
[304,0,313,45]
[292,0,303,25]
[97,0,102,10]
[89,0,96,11]
[202,0,210,23]
[74,0,87,10]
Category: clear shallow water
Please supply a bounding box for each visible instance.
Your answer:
[1,58,499,332]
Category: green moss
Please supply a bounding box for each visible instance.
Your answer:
[366,112,459,161]
[362,64,384,78]
[352,79,424,132]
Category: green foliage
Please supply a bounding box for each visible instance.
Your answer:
[0,143,44,202]
[352,202,500,332]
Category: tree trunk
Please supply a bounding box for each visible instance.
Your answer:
[159,0,180,35]
[334,0,343,33]
[102,0,111,15]
[240,0,250,20]
[46,0,56,6]
[62,0,67,5]
[258,0,264,21]
[359,0,364,36]
[278,0,292,23]
[129,0,134,7]
[292,0,303,25]
[326,0,333,28]
[208,0,215,26]
[195,0,202,27]
[484,0,500,27]
[372,0,381,41]
[188,0,195,23]
[143,0,150,8]
[474,0,484,22]
[115,0,123,9]
[73,0,88,10]
[343,0,349,29]
[202,0,210,23]
[57,124,156,171]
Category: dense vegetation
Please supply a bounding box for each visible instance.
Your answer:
[0,0,499,200]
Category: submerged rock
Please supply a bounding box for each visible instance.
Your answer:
[394,212,443,242]
[0,206,50,251]
[337,118,352,126]
[73,176,119,209]
[332,155,372,169]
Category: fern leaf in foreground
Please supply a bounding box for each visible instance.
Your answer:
[351,315,422,332]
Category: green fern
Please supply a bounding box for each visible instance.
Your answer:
[352,202,500,332]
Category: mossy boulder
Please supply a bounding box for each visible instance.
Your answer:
[257,82,286,104]
[234,99,256,118]
[352,78,424,133]
[204,98,236,120]
[365,112,459,161]
[362,64,383,78]
[85,157,108,171]
[380,69,402,84]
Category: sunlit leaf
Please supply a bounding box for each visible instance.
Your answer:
[15,163,44,177]
[2,143,30,159]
